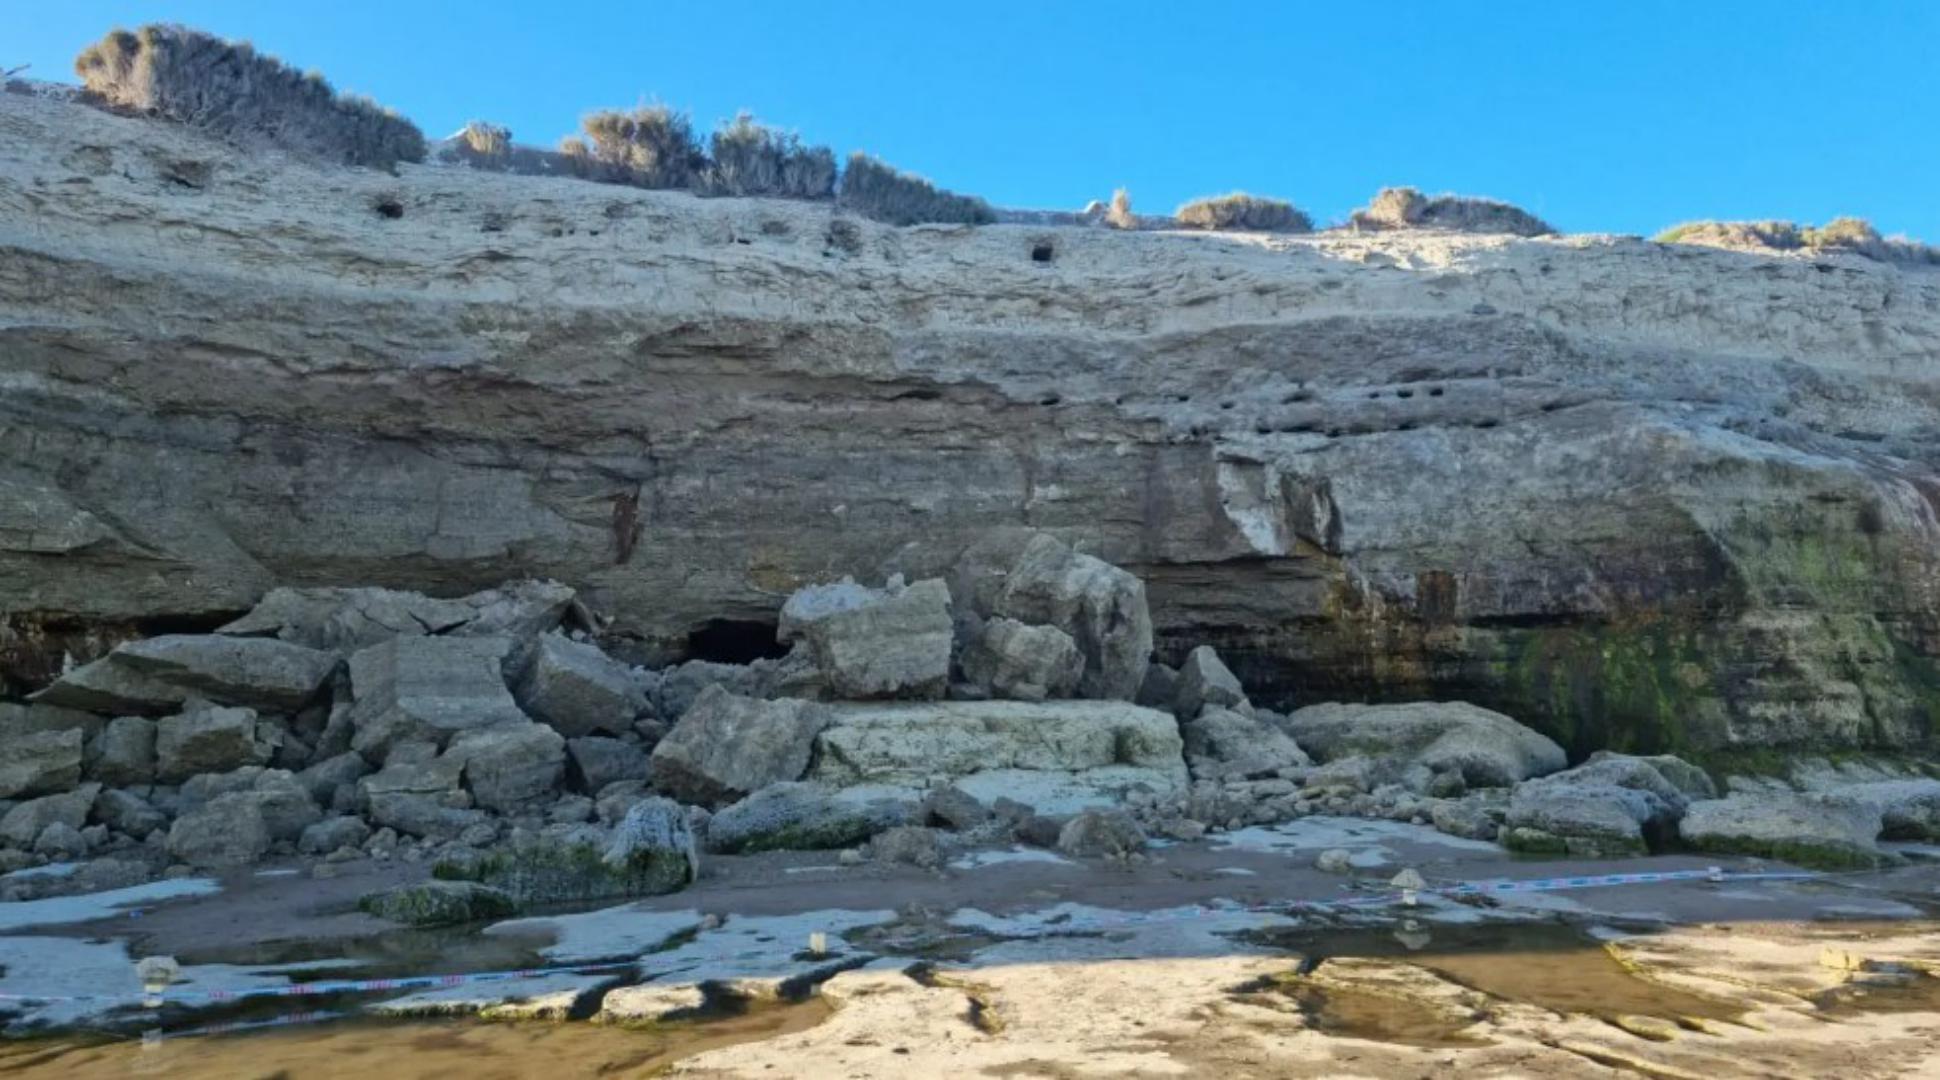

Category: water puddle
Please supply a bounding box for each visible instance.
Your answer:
[1240,922,1745,1029]
[175,923,559,983]
[0,999,831,1078]
[1274,981,1485,1047]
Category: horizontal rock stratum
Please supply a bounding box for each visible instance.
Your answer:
[2,88,1938,757]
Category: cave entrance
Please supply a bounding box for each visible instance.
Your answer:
[685,619,789,664]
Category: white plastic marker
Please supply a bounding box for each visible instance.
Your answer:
[1391,868,1426,907]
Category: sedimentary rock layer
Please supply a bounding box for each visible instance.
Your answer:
[3,89,1938,754]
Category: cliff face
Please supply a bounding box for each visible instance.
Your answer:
[3,90,1938,757]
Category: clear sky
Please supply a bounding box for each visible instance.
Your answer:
[11,1,1939,239]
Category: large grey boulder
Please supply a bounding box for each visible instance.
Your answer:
[177,767,321,842]
[0,702,108,742]
[1056,808,1147,858]
[92,788,167,838]
[1173,646,1250,719]
[1503,753,1712,857]
[513,632,646,737]
[299,815,371,854]
[650,686,830,808]
[155,702,280,783]
[1844,779,1940,840]
[967,533,1152,701]
[808,700,1187,793]
[0,785,99,847]
[84,717,156,786]
[1181,705,1308,782]
[958,617,1083,701]
[1679,792,1887,869]
[296,750,371,807]
[444,723,566,811]
[34,636,336,715]
[166,791,275,866]
[346,636,529,762]
[356,748,484,840]
[1284,701,1565,791]
[704,781,918,854]
[651,649,823,722]
[218,579,575,653]
[567,736,648,794]
[0,728,83,798]
[778,577,953,699]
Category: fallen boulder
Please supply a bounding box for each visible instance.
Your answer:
[513,632,647,737]
[1181,705,1307,782]
[1056,808,1147,858]
[33,635,336,715]
[1679,791,1888,869]
[778,576,953,699]
[360,880,518,926]
[808,700,1186,790]
[84,717,157,786]
[704,782,918,854]
[444,723,566,811]
[0,728,83,799]
[346,636,529,762]
[155,701,280,783]
[447,798,696,904]
[968,532,1152,701]
[1503,753,1712,857]
[176,767,322,842]
[957,616,1084,701]
[0,785,99,847]
[650,686,830,808]
[1284,701,1565,792]
[92,788,168,839]
[1172,646,1250,719]
[566,736,648,794]
[166,790,276,866]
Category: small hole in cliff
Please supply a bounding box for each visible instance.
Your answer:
[1428,387,1445,397]
[373,196,404,219]
[1366,391,1381,400]
[1040,394,1062,406]
[1475,418,1500,429]
[1030,242,1054,263]
[685,620,789,664]
[1395,389,1414,399]
[1283,390,1315,404]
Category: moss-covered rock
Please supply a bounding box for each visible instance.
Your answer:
[358,880,518,926]
[439,797,697,905]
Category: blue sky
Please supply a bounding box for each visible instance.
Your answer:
[11,1,1939,238]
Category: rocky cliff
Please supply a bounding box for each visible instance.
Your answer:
[4,88,1938,758]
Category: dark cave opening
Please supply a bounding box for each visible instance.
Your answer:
[685,619,790,664]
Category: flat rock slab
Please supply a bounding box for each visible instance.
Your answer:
[808,700,1186,788]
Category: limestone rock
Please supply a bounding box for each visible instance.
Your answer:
[779,577,953,699]
[166,791,276,866]
[0,702,108,742]
[296,750,372,807]
[177,767,321,842]
[34,821,87,859]
[1284,701,1565,791]
[444,723,566,811]
[299,815,370,855]
[969,533,1152,701]
[35,636,335,715]
[445,804,693,905]
[92,788,168,838]
[0,785,99,847]
[219,586,478,652]
[1173,646,1249,719]
[359,880,518,926]
[650,687,830,808]
[346,636,529,762]
[1845,779,1940,840]
[566,736,648,794]
[808,700,1186,789]
[0,727,83,798]
[154,702,280,783]
[356,750,483,840]
[84,717,156,786]
[705,782,918,854]
[958,617,1084,701]
[1679,792,1888,869]
[513,632,645,737]
[1503,754,1708,857]
[1056,808,1146,858]
[868,825,942,867]
[1181,705,1308,782]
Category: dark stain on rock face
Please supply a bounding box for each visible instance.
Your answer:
[1416,570,1459,625]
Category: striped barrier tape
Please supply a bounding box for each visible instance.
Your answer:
[0,960,640,1006]
[0,868,1826,1006]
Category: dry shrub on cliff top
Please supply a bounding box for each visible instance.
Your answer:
[1174,192,1312,233]
[73,24,425,168]
[1349,186,1554,237]
[839,153,994,226]
[697,113,836,199]
[1106,188,1137,230]
[460,120,511,159]
[1655,218,1940,266]
[566,103,706,189]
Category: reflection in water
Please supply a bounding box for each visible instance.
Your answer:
[0,1001,831,1079]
